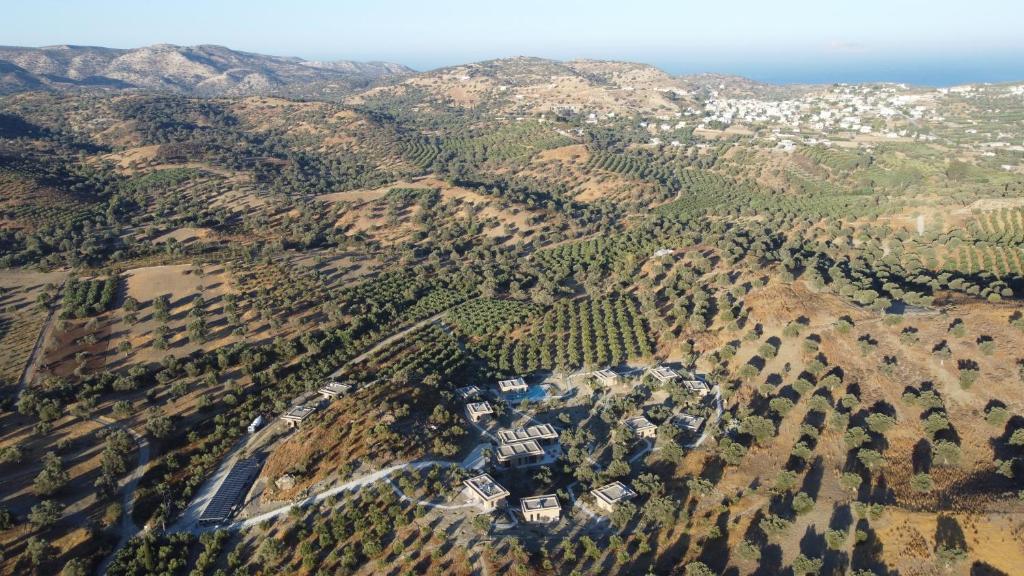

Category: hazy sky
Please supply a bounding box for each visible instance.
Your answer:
[5,0,1024,84]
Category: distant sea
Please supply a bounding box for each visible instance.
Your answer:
[658,55,1024,87]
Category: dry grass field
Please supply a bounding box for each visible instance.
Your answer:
[0,270,65,388]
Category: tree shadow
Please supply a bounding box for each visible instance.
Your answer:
[912,439,932,473]
[750,543,783,576]
[971,561,1010,576]
[799,456,825,499]
[935,514,968,553]
[850,519,887,574]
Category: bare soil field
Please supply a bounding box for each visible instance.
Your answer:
[152,226,214,244]
[99,144,161,171]
[874,510,1024,575]
[105,264,237,367]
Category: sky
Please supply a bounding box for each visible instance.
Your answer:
[5,0,1024,85]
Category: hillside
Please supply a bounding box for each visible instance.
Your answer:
[349,56,702,118]
[0,44,412,99]
[0,55,1022,576]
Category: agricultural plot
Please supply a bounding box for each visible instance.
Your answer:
[434,121,575,170]
[5,68,1024,576]
[942,244,1024,280]
[0,270,63,388]
[349,323,468,383]
[448,298,540,336]
[103,263,238,367]
[472,294,654,374]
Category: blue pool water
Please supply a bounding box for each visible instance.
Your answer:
[503,384,549,404]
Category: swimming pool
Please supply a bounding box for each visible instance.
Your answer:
[503,384,549,404]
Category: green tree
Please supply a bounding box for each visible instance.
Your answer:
[740,415,776,445]
[34,452,68,496]
[28,499,63,529]
[685,562,716,576]
[792,553,824,575]
[792,491,815,515]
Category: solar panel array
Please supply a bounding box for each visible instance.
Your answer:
[199,457,262,525]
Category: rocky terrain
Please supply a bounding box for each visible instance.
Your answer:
[0,44,412,99]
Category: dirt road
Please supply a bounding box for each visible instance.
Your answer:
[15,297,58,394]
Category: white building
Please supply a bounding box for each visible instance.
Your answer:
[591,481,637,513]
[464,474,510,511]
[521,494,561,523]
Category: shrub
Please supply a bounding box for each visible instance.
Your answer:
[910,473,934,493]
[792,491,815,515]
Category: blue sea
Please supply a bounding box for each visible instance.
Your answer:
[658,54,1024,88]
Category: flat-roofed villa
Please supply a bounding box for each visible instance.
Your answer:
[318,381,352,400]
[464,473,510,511]
[281,405,316,428]
[624,415,657,439]
[674,412,705,433]
[496,439,546,468]
[683,379,711,397]
[465,401,494,423]
[455,385,482,400]
[591,481,638,513]
[497,423,559,447]
[521,494,561,523]
[497,377,528,395]
[593,368,620,386]
[647,365,680,384]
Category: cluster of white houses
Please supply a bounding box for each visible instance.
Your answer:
[455,367,711,525]
[462,475,636,517]
[646,365,711,397]
[608,365,712,439]
[590,364,712,397]
[462,377,533,425]
[462,473,563,523]
[462,473,560,523]
[462,473,638,523]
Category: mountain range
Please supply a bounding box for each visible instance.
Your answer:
[0,43,413,99]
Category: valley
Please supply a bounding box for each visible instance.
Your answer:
[0,50,1023,576]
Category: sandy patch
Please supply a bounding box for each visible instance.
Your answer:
[316,176,449,205]
[101,144,161,170]
[153,227,214,244]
